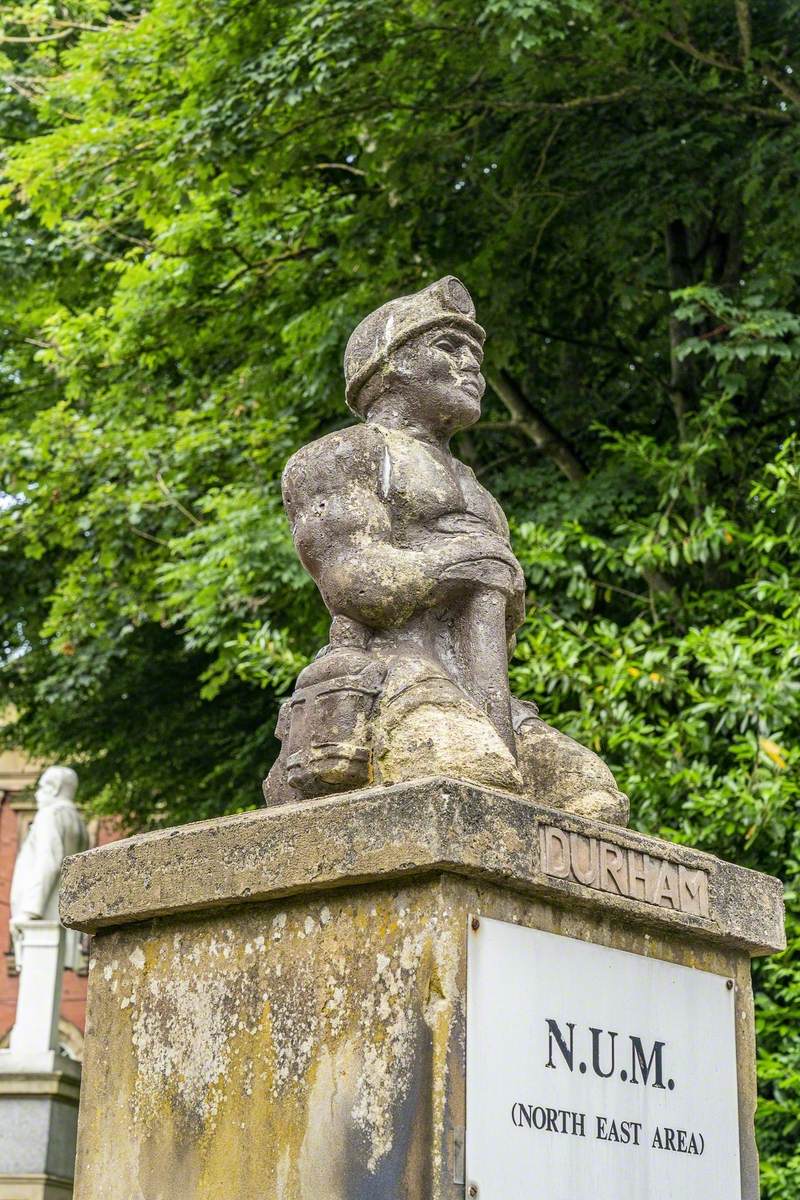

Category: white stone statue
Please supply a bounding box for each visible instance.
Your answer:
[10,766,88,972]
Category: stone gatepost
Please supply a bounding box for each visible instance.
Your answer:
[60,780,784,1200]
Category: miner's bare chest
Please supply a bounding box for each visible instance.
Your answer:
[375,427,507,539]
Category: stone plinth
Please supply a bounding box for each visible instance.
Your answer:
[0,1066,80,1199]
[60,780,785,1200]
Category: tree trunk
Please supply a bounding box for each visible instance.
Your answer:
[664,218,697,440]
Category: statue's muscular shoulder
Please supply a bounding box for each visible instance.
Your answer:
[281,424,385,517]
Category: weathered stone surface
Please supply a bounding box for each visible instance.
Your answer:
[75,879,463,1199]
[70,874,765,1200]
[61,779,785,955]
[263,276,628,824]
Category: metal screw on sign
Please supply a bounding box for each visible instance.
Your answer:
[726,979,734,990]
[471,917,480,931]
[469,1186,478,1197]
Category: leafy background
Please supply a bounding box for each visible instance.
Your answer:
[0,0,798,1188]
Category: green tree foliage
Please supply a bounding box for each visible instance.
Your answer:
[0,0,798,1185]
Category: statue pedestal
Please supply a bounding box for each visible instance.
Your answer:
[7,922,65,1071]
[0,923,80,1199]
[60,780,784,1200]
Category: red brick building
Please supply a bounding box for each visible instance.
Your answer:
[0,747,117,1058]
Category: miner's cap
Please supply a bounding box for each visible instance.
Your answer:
[344,275,485,414]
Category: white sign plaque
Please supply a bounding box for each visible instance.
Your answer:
[466,917,741,1200]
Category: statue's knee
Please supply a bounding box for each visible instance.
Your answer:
[516,717,629,826]
[376,697,522,793]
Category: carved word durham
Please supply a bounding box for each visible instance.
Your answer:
[540,826,710,918]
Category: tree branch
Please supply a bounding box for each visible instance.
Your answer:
[760,66,800,109]
[485,85,642,112]
[656,26,740,73]
[627,1,799,110]
[485,369,586,483]
[308,162,367,177]
[735,0,751,63]
[213,246,311,294]
[0,28,73,43]
[155,473,202,527]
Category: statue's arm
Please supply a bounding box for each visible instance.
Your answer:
[283,434,520,628]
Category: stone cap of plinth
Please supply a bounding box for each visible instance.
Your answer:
[0,1062,81,1104]
[60,778,785,955]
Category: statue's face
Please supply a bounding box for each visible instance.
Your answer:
[35,768,62,807]
[381,325,486,433]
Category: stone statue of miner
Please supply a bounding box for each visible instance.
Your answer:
[264,276,628,825]
[10,765,89,971]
